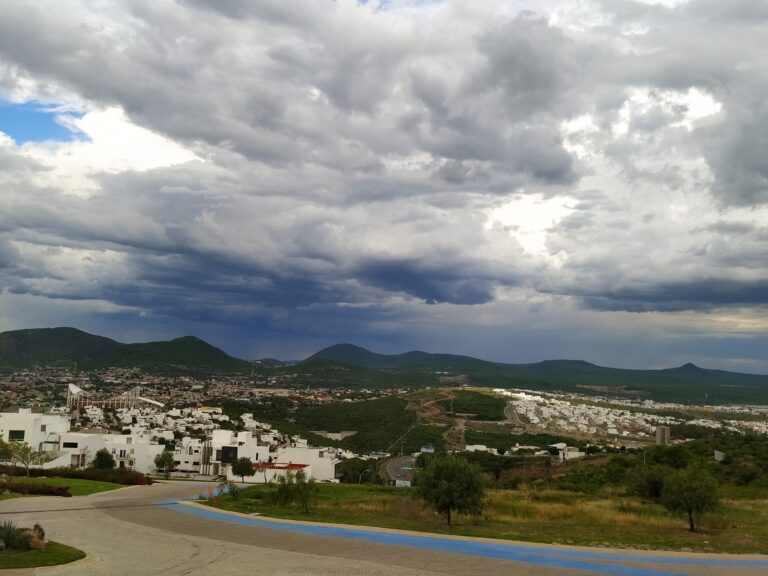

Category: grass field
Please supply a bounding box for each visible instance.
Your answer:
[205,483,768,554]
[0,541,85,569]
[446,390,507,421]
[4,476,123,496]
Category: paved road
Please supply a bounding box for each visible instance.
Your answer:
[1,482,768,575]
[386,455,416,484]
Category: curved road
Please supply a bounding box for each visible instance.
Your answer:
[1,482,767,575]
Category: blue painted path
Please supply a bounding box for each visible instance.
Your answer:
[165,500,768,576]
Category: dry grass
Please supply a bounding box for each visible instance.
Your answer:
[213,484,768,553]
[487,490,678,528]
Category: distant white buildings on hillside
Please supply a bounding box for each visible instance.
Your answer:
[0,406,345,482]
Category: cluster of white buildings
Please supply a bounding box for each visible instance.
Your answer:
[494,389,768,440]
[0,405,347,483]
[496,391,679,440]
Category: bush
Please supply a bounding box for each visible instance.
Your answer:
[0,521,16,545]
[7,528,32,550]
[632,465,669,501]
[92,449,116,470]
[270,471,318,512]
[10,466,151,485]
[0,481,71,497]
[0,521,35,551]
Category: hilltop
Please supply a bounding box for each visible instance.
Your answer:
[307,344,768,404]
[2,329,768,403]
[0,327,253,372]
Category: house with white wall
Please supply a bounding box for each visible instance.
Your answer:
[274,445,340,482]
[0,409,69,452]
[173,437,205,473]
[204,430,270,477]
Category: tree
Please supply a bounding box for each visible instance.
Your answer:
[231,457,255,483]
[647,445,690,469]
[154,450,175,479]
[92,448,116,470]
[414,454,486,526]
[10,443,38,477]
[293,470,318,513]
[661,466,720,532]
[336,458,380,484]
[633,465,668,501]
[270,470,318,512]
[1,441,50,477]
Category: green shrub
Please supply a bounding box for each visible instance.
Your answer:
[14,466,150,485]
[0,521,17,544]
[8,528,31,550]
[632,466,669,501]
[0,521,34,550]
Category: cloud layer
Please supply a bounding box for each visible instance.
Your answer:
[0,0,767,371]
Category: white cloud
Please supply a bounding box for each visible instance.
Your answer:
[485,193,575,263]
[15,107,197,197]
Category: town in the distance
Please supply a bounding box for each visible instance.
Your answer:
[2,326,768,562]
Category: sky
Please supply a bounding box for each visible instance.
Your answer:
[0,0,767,371]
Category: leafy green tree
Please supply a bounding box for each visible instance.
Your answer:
[154,450,175,479]
[231,457,255,483]
[293,470,318,513]
[0,441,50,477]
[646,444,690,469]
[633,465,668,501]
[414,454,486,526]
[10,442,37,477]
[336,458,380,484]
[270,470,318,512]
[271,472,295,507]
[92,448,116,470]
[661,466,720,532]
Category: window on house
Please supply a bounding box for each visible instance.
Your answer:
[63,442,78,448]
[8,430,24,441]
[40,424,47,432]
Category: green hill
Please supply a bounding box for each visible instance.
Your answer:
[0,327,121,367]
[0,328,252,372]
[306,345,768,404]
[305,343,495,370]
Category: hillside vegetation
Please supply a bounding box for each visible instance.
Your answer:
[308,344,768,404]
[0,328,252,372]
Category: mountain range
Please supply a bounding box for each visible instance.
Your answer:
[2,328,767,403]
[305,343,768,403]
[0,327,252,372]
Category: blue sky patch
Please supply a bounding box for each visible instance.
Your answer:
[0,100,80,144]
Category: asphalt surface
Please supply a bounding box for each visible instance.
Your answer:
[386,455,416,483]
[1,482,767,575]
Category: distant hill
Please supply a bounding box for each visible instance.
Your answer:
[306,343,490,370]
[0,328,253,372]
[306,344,768,404]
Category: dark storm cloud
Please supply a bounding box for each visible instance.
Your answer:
[568,279,768,313]
[357,258,499,305]
[0,0,767,371]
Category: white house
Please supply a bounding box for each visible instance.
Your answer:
[104,434,164,474]
[58,432,106,467]
[205,430,270,477]
[0,409,69,452]
[274,445,340,482]
[248,462,312,484]
[173,437,205,473]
